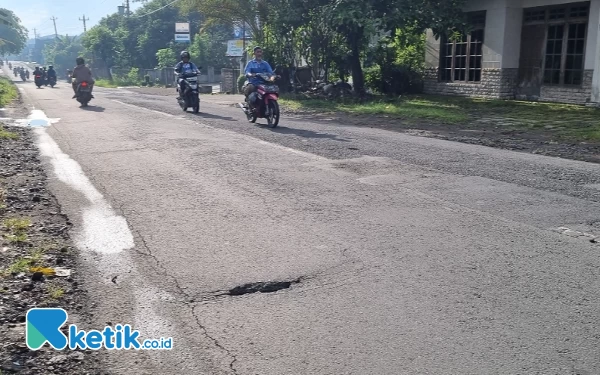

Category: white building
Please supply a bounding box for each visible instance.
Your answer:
[424,0,600,105]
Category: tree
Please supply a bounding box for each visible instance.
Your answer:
[44,36,85,76]
[156,48,176,68]
[82,26,119,78]
[0,9,28,56]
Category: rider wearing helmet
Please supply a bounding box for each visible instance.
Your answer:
[71,57,95,98]
[174,51,199,99]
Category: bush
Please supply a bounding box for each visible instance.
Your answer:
[365,64,423,96]
[238,74,246,93]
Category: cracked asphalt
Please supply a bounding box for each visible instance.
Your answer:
[9,74,600,374]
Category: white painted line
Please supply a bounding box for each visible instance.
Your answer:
[35,126,134,254]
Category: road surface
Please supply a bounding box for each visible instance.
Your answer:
[4,64,600,375]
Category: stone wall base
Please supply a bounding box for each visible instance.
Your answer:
[424,68,594,105]
[423,69,518,99]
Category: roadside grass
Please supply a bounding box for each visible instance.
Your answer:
[0,125,18,140]
[1,247,47,276]
[94,79,120,88]
[3,217,32,244]
[0,76,18,107]
[280,94,600,142]
[48,284,65,299]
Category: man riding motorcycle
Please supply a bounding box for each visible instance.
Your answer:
[47,66,57,80]
[174,51,199,99]
[71,57,95,98]
[243,47,277,108]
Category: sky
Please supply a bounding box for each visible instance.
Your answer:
[1,0,142,38]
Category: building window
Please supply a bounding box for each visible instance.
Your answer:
[524,3,589,86]
[440,11,486,83]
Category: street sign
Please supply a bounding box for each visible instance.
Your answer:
[175,34,191,43]
[233,23,251,39]
[175,23,190,33]
[226,40,244,57]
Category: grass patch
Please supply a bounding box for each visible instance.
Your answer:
[280,94,600,142]
[0,125,18,140]
[280,95,469,124]
[48,284,65,299]
[3,217,31,244]
[94,79,119,88]
[0,77,18,107]
[1,247,47,276]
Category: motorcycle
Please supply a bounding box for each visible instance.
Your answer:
[48,76,57,88]
[13,68,18,77]
[239,73,281,128]
[34,74,44,88]
[176,72,200,113]
[20,71,26,82]
[75,81,93,107]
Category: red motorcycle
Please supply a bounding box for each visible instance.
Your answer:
[239,73,280,128]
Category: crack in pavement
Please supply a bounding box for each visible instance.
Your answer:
[191,304,240,375]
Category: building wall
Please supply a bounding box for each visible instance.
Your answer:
[424,68,518,99]
[539,70,594,103]
[424,0,600,105]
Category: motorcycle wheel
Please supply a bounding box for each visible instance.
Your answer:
[192,95,200,114]
[266,101,280,128]
[246,108,257,123]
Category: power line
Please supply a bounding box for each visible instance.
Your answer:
[134,0,181,18]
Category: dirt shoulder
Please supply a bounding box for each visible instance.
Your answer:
[0,100,106,373]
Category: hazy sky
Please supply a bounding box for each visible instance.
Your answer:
[3,0,142,38]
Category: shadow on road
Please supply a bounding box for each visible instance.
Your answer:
[191,112,236,121]
[80,106,105,112]
[265,125,351,142]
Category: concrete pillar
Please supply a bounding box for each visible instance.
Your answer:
[590,0,600,103]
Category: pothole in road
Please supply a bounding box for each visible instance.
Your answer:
[227,279,301,296]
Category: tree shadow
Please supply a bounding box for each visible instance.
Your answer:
[80,105,105,112]
[263,124,351,142]
[190,112,236,121]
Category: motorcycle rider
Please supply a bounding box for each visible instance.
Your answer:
[25,69,30,79]
[243,46,276,107]
[47,65,57,83]
[33,66,43,79]
[71,57,95,98]
[174,51,199,100]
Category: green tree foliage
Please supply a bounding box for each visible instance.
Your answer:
[43,36,85,76]
[188,25,231,70]
[156,48,176,68]
[0,9,28,56]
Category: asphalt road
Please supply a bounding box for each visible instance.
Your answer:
[5,64,600,375]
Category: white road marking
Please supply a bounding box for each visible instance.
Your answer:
[35,123,134,254]
[14,109,60,127]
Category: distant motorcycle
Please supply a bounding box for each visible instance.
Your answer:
[239,73,281,128]
[34,74,44,88]
[75,81,93,107]
[48,76,57,88]
[176,72,200,113]
[20,71,26,82]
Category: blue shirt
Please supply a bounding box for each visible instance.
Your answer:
[175,61,198,75]
[244,59,273,85]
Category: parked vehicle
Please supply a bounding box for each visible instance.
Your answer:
[239,73,280,128]
[176,72,200,113]
[75,81,93,107]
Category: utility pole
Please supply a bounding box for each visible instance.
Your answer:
[79,14,89,32]
[125,0,130,17]
[50,16,58,39]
